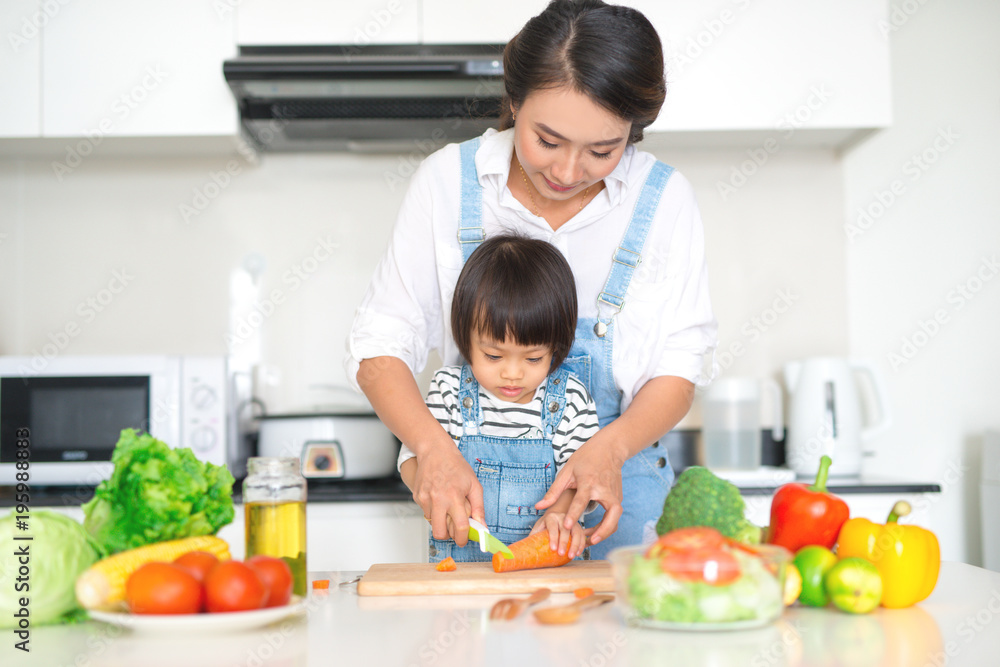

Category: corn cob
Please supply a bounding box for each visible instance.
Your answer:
[75,535,230,610]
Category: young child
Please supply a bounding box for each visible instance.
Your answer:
[399,234,599,563]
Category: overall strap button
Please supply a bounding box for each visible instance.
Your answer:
[463,397,473,409]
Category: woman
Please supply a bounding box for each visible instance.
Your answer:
[346,0,717,559]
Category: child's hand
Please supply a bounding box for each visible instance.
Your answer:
[532,511,587,560]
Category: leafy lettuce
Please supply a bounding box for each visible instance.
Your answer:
[82,429,235,554]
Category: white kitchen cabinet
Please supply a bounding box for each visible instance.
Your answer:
[41,0,237,137]
[0,0,42,137]
[422,0,891,140]
[637,0,891,134]
[223,502,428,571]
[421,0,529,44]
[302,502,428,571]
[237,0,420,45]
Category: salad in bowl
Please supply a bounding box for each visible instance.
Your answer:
[610,527,792,630]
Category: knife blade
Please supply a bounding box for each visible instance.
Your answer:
[468,518,514,559]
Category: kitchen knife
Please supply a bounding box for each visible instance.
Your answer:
[468,518,514,559]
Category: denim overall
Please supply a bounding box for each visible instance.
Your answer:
[428,364,571,563]
[457,137,676,559]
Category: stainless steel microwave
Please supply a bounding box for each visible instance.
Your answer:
[0,355,245,486]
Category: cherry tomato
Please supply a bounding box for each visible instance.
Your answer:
[646,527,726,557]
[246,555,293,608]
[173,551,221,584]
[126,562,204,615]
[204,560,267,613]
[660,548,742,586]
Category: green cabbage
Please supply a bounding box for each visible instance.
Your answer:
[82,429,235,554]
[0,510,100,627]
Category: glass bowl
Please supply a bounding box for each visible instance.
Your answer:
[609,541,791,631]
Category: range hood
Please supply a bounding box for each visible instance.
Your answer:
[223,44,505,152]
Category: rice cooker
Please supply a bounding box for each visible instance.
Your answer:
[256,410,399,480]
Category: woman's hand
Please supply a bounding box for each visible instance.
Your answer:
[412,442,485,546]
[536,376,696,546]
[533,430,629,547]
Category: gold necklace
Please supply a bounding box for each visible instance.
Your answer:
[517,161,591,217]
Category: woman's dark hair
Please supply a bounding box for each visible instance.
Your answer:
[499,0,666,144]
[452,234,577,370]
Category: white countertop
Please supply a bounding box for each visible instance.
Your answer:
[11,562,999,667]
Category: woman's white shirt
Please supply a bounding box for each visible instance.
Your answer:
[346,128,717,414]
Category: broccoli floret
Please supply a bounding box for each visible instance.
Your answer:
[656,466,762,543]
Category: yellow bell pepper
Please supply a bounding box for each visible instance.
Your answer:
[836,501,940,608]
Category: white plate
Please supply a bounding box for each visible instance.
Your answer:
[88,596,308,633]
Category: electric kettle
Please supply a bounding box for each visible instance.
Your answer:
[784,358,892,477]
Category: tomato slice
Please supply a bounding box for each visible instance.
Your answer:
[660,548,741,586]
[646,527,726,558]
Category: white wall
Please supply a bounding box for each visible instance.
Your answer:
[2,2,995,565]
[842,0,1000,564]
[0,143,846,418]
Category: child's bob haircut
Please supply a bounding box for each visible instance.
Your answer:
[451,234,577,370]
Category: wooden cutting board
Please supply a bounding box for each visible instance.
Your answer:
[357,561,614,596]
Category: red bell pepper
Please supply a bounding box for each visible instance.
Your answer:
[767,455,849,552]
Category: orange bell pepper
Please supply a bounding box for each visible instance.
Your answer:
[836,500,940,608]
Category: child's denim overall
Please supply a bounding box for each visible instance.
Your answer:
[428,364,571,563]
[456,136,677,559]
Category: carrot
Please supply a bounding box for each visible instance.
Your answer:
[492,531,573,573]
[436,557,458,572]
[574,587,594,599]
[312,579,330,590]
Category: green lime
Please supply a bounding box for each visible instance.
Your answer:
[825,557,883,614]
[793,545,838,607]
